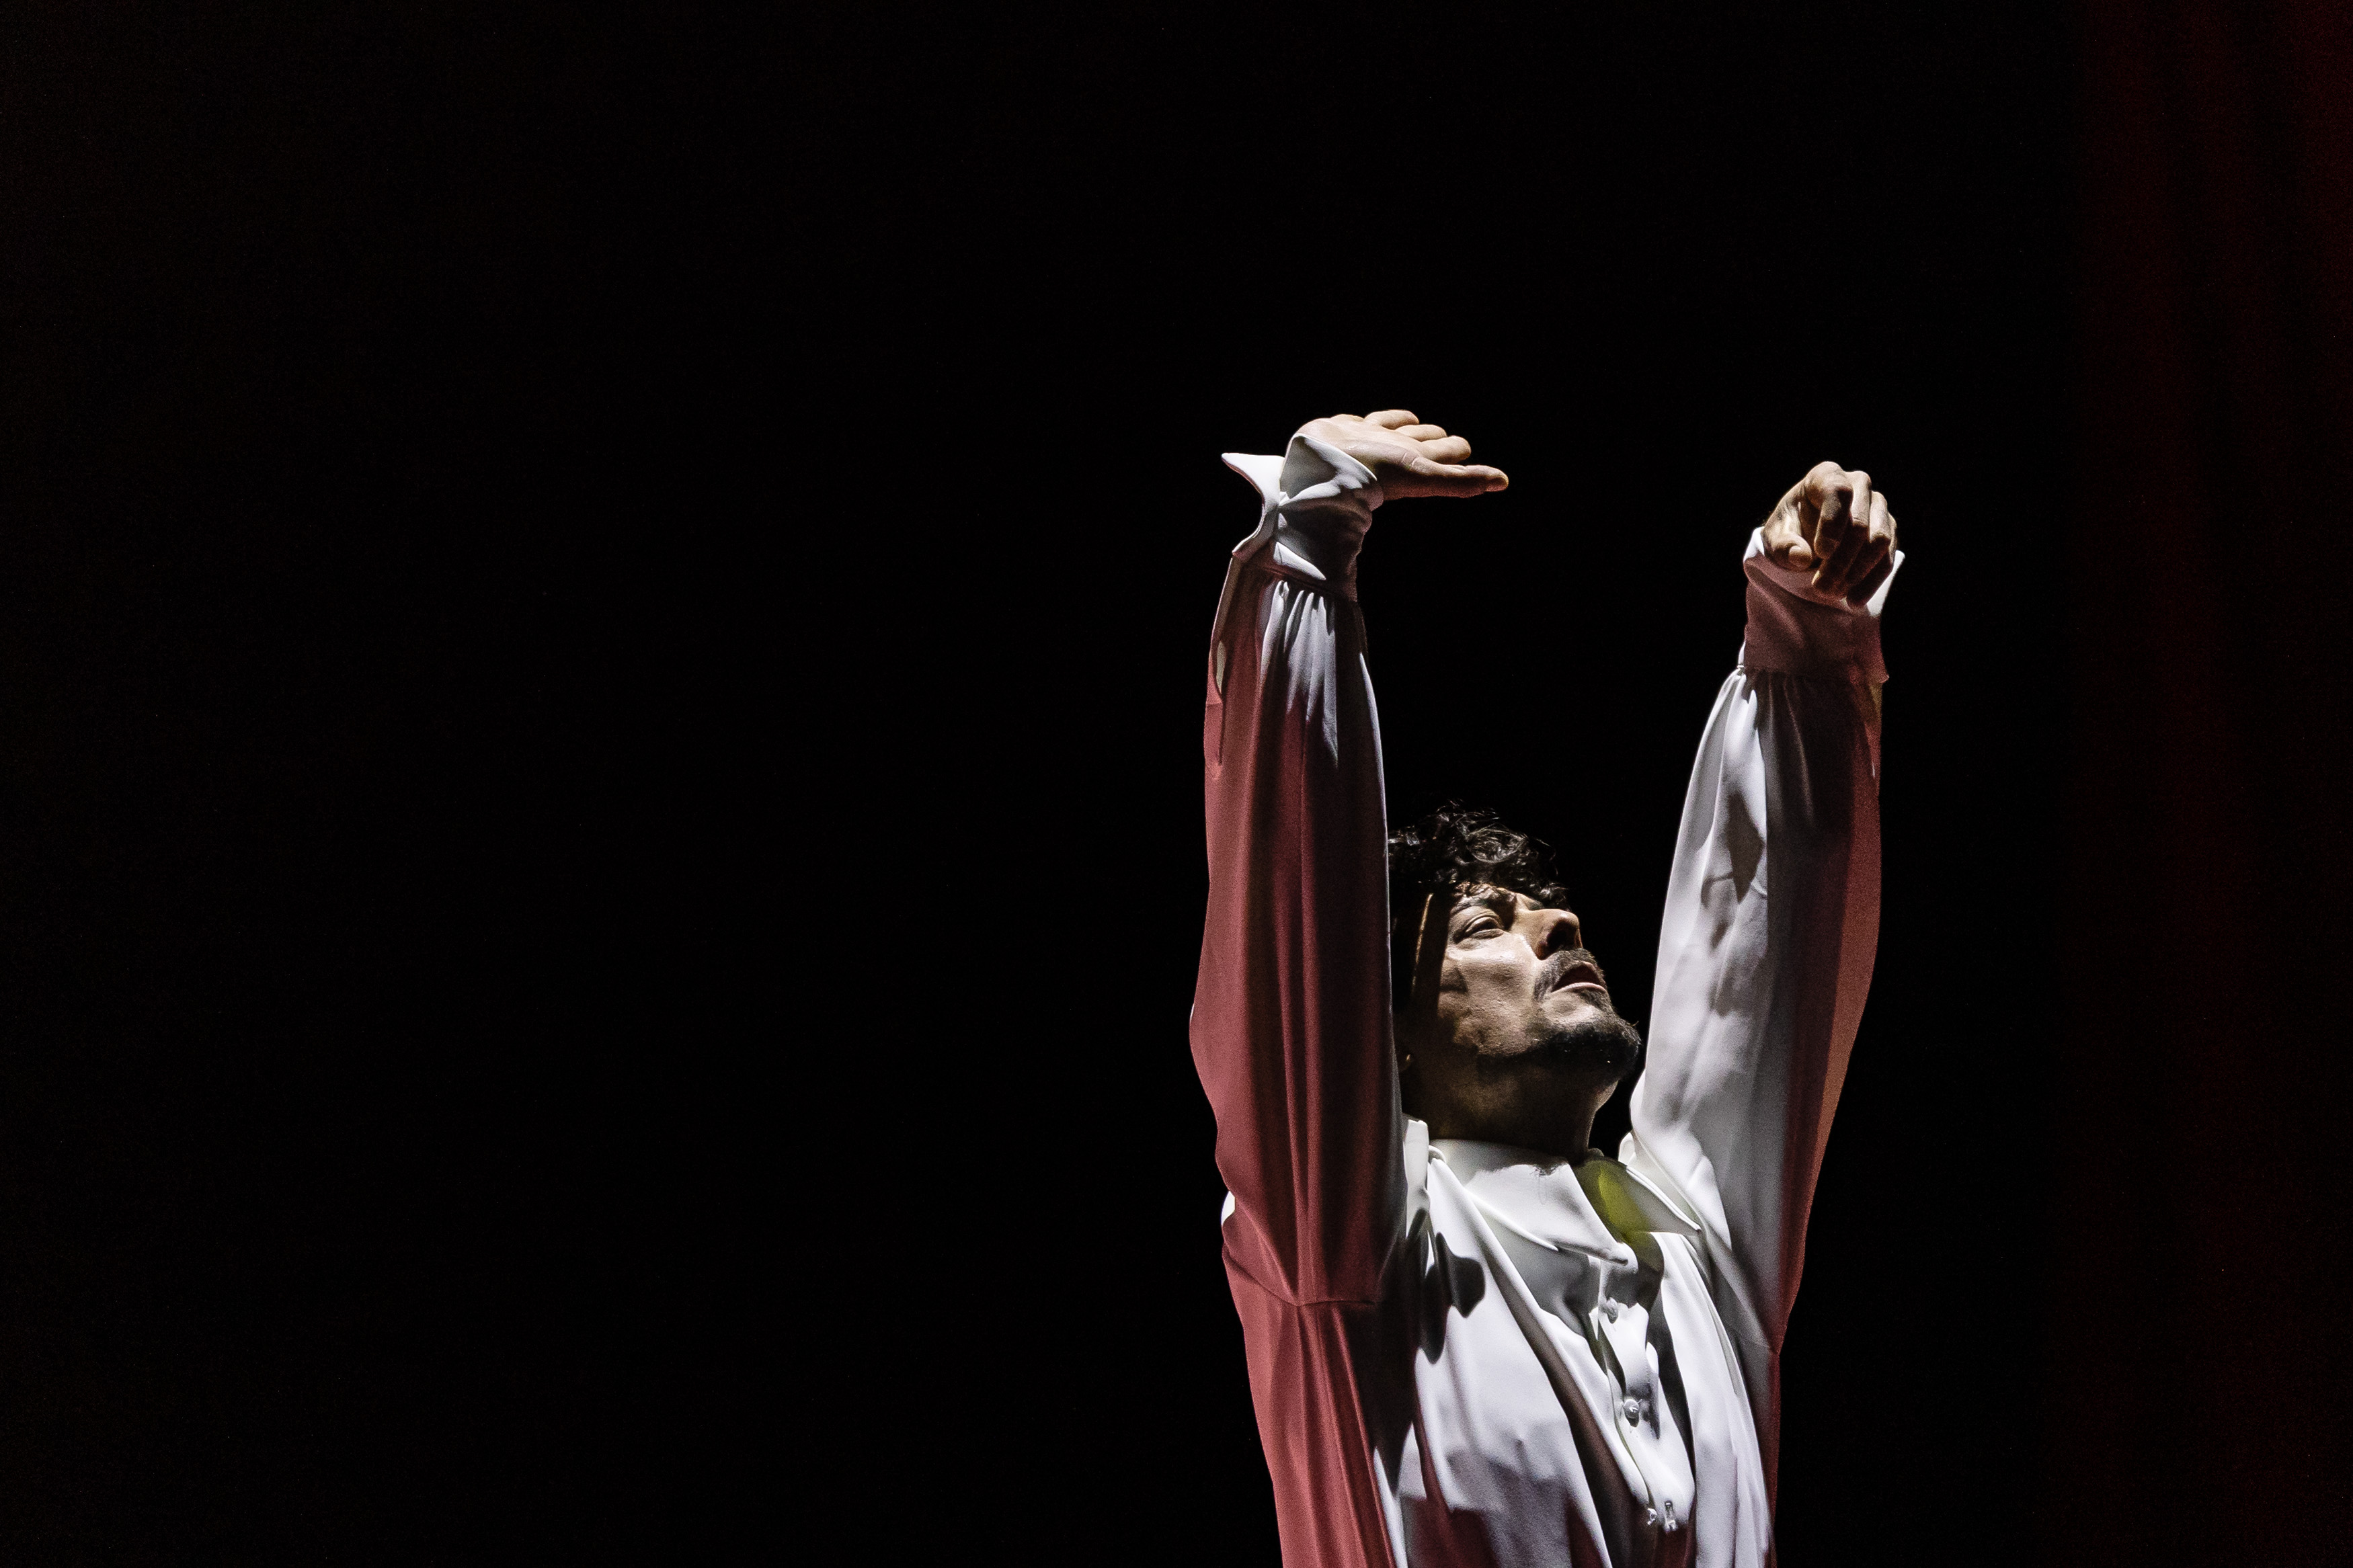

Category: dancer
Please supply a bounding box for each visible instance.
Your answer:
[1193,409,1899,1565]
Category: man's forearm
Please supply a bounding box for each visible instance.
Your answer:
[1194,432,1400,1308]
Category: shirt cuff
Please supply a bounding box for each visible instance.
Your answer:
[1220,434,1384,596]
[1739,527,1901,684]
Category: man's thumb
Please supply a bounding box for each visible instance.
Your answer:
[1764,515,1814,568]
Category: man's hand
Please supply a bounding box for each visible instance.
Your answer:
[1761,461,1899,606]
[1296,410,1509,501]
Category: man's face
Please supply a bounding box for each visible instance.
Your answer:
[1402,884,1642,1145]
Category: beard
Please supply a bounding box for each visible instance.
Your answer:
[1532,1006,1644,1079]
[1531,948,1644,1080]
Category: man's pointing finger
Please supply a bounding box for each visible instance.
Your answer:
[1817,472,1874,594]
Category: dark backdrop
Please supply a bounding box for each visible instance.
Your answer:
[2,5,768,1560]
[3,0,2347,1562]
[827,3,2073,1563]
[2052,5,2353,1563]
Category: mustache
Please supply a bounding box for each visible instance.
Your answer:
[1537,947,1612,999]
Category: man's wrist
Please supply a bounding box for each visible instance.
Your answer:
[1739,528,1899,683]
[1267,434,1381,591]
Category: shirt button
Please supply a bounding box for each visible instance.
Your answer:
[1622,1397,1643,1424]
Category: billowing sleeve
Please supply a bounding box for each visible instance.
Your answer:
[1622,527,1901,1481]
[1191,433,1404,1307]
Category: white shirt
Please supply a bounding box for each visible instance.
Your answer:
[1191,434,1897,1567]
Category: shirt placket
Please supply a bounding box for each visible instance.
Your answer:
[1590,1266,1689,1541]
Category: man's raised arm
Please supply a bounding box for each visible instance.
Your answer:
[1622,463,1902,1489]
[1191,411,1506,1307]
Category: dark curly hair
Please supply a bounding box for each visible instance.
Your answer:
[1387,803,1568,1012]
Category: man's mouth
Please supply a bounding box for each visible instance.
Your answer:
[1540,953,1609,999]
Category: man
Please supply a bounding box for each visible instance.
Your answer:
[1193,409,1899,1567]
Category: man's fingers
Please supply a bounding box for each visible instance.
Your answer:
[1771,464,1896,596]
[1839,493,1897,604]
[1807,496,1846,575]
[1814,511,1872,595]
[1404,458,1508,495]
[1817,492,1894,601]
[1320,411,1501,496]
[1762,488,1812,569]
[1804,466,1878,593]
[1807,465,1854,567]
[1834,473,1877,591]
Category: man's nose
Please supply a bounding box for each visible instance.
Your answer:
[1533,907,1583,957]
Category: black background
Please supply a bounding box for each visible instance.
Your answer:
[831,3,2073,1564]
[4,6,766,1560]
[18,1,2350,1563]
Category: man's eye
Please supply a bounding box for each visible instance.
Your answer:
[1460,918,1501,937]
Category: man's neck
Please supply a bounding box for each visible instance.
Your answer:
[1419,1096,1601,1164]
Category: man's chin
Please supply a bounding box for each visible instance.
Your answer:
[1535,1012,1642,1078]
[1542,988,1612,1023]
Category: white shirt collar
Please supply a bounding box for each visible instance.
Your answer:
[1429,1137,1638,1266]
